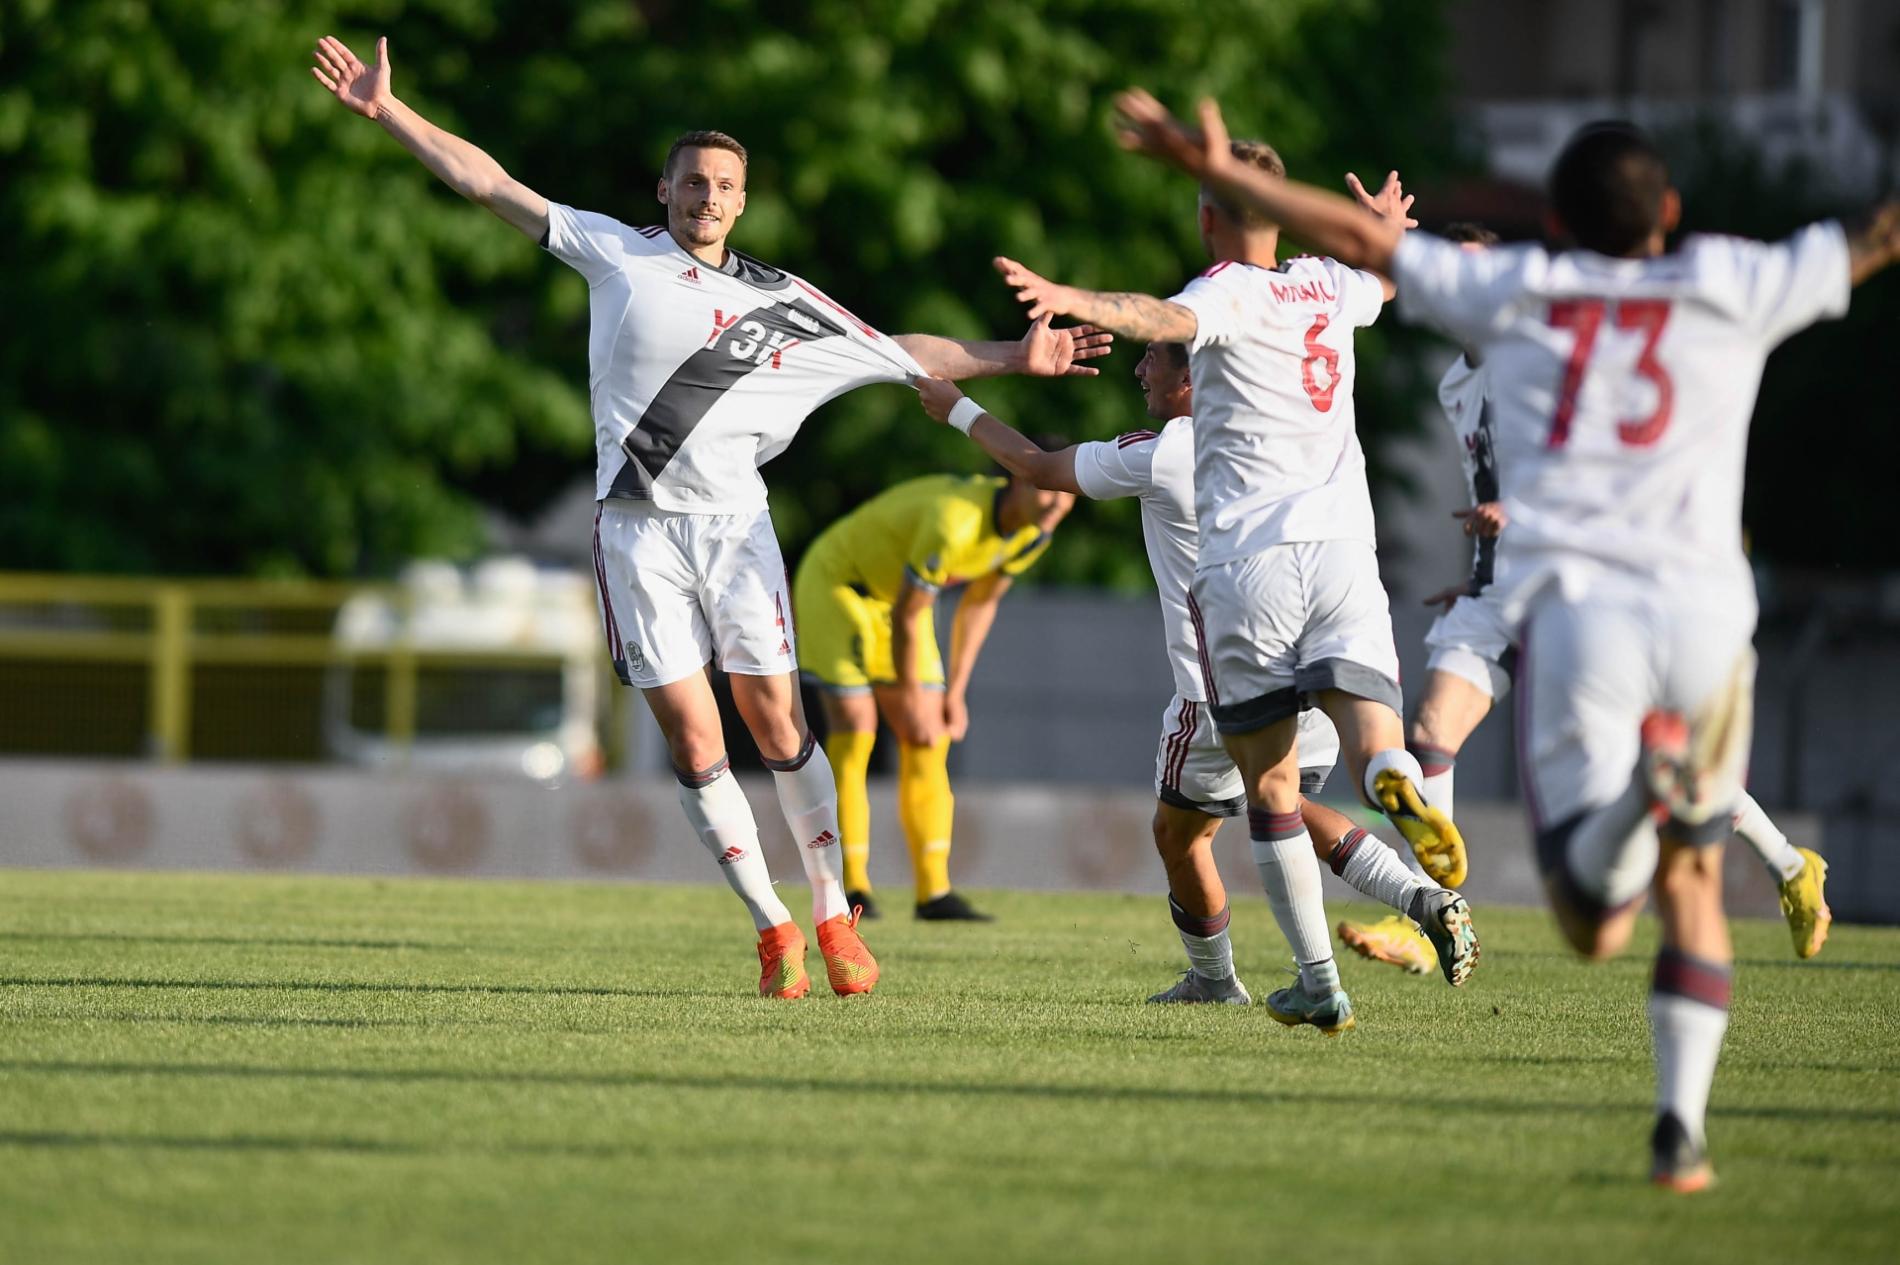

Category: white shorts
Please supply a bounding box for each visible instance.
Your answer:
[1424,590,1517,701]
[1153,694,1341,816]
[1191,540,1402,734]
[1517,574,1757,850]
[592,502,796,689]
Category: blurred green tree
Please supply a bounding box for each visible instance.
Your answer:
[0,0,1457,581]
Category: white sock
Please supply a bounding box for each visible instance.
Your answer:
[1565,777,1660,909]
[1649,949,1733,1147]
[1249,808,1339,995]
[1411,743,1458,819]
[765,734,850,924]
[1169,896,1237,981]
[1732,792,1803,882]
[1330,829,1431,918]
[1362,747,1426,811]
[678,766,793,933]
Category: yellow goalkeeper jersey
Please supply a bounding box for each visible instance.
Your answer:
[804,474,1052,599]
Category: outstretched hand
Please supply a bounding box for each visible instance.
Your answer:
[1112,90,1234,180]
[1454,503,1508,538]
[1421,583,1470,613]
[311,35,392,119]
[915,376,966,423]
[1346,170,1418,229]
[1020,313,1112,377]
[994,258,1081,322]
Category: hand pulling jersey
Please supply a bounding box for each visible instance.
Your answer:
[1169,256,1388,567]
[544,203,925,512]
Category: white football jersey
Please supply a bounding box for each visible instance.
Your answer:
[1072,416,1204,701]
[1436,355,1502,592]
[1394,224,1851,599]
[1170,256,1388,567]
[544,203,925,512]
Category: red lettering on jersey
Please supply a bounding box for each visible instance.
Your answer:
[1300,315,1340,412]
[1545,299,1605,448]
[792,279,880,340]
[706,309,741,347]
[769,338,801,370]
[1269,279,1338,305]
[1545,299,1675,449]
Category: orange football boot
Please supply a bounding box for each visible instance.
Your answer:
[757,922,811,999]
[815,907,879,996]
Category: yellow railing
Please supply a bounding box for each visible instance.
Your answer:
[0,572,602,764]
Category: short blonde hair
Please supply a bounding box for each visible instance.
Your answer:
[1204,140,1286,227]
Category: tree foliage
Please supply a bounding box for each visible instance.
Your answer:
[0,0,1456,580]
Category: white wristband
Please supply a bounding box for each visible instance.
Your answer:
[947,396,985,436]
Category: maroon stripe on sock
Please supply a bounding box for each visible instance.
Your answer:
[761,731,817,773]
[1247,806,1305,840]
[1652,947,1733,1010]
[1328,827,1369,876]
[673,756,731,789]
[1409,742,1457,778]
[1169,895,1230,938]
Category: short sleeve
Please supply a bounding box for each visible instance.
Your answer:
[1339,264,1386,328]
[1717,222,1852,347]
[1072,435,1158,502]
[542,202,628,287]
[1392,233,1534,346]
[1170,263,1247,352]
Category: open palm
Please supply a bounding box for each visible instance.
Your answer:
[311,35,391,119]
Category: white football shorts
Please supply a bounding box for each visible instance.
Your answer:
[1424,589,1518,701]
[1191,540,1402,734]
[592,502,796,689]
[1154,694,1342,816]
[1516,572,1757,844]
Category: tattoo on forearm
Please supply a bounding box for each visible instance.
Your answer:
[1071,292,1197,342]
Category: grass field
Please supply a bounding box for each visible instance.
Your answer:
[1,870,1896,1264]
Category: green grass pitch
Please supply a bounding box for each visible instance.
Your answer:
[1,870,1896,1264]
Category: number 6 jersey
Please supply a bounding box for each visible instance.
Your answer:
[544,202,926,513]
[1169,256,1388,568]
[1391,224,1851,592]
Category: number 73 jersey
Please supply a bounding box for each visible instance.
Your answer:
[1170,257,1388,569]
[544,202,925,513]
[1392,224,1851,587]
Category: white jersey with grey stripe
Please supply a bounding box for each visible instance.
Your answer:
[1071,416,1204,702]
[544,203,926,512]
[1436,355,1503,593]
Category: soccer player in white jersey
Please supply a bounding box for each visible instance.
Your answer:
[992,147,1467,1035]
[1114,91,1900,1188]
[914,344,1480,1004]
[310,35,1109,999]
[1346,221,1832,971]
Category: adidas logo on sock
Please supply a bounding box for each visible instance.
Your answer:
[806,829,838,851]
[717,845,746,865]
[678,265,702,284]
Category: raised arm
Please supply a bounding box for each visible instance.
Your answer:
[311,36,548,240]
[1115,90,1403,276]
[1848,201,1900,286]
[894,315,1113,380]
[992,258,1198,343]
[914,378,1082,495]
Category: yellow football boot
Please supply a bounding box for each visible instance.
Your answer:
[1337,915,1434,976]
[1374,769,1468,887]
[1778,847,1832,960]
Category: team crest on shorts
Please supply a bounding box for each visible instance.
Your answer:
[623,640,645,672]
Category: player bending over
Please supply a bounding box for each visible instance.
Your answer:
[1343,222,1830,969]
[310,35,1109,999]
[992,145,1465,1035]
[1115,89,1898,1187]
[794,467,1074,921]
[917,343,1479,1005]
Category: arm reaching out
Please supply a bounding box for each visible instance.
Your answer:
[894,316,1113,379]
[1848,201,1900,286]
[311,35,549,240]
[915,378,1083,494]
[993,257,1198,343]
[1114,90,1404,275]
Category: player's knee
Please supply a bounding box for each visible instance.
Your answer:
[1653,841,1723,902]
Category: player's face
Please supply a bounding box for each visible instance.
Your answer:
[658,147,747,248]
[1134,344,1190,420]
